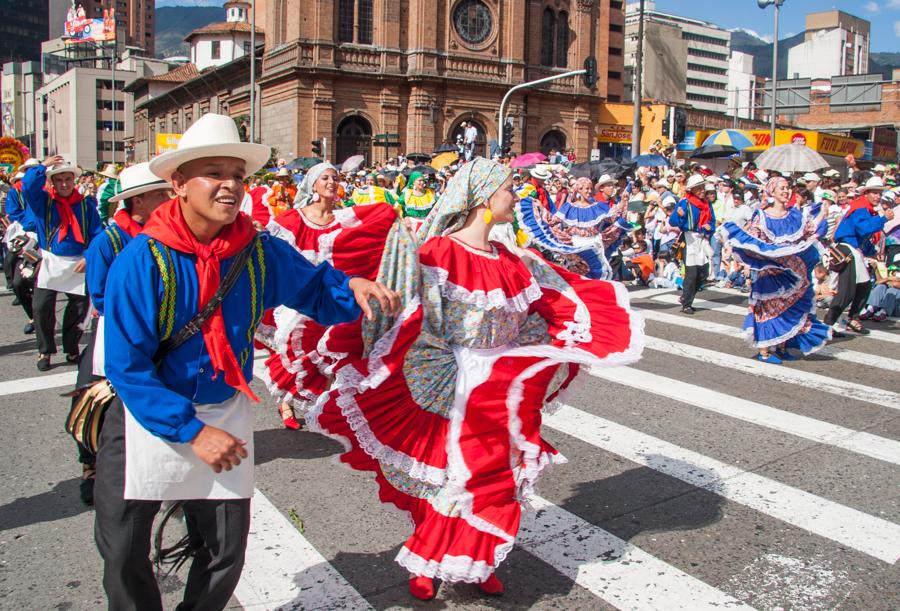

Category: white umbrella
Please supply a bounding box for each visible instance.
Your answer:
[341,154,366,173]
[755,143,829,174]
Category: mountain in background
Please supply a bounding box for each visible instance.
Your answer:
[156,0,223,7]
[155,6,225,58]
[730,29,899,80]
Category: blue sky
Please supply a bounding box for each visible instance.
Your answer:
[652,0,899,52]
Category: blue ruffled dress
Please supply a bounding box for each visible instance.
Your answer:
[719,207,831,354]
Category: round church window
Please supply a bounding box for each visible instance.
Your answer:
[452,0,493,46]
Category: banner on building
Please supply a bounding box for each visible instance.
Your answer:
[64,4,116,44]
[597,123,633,145]
[1,103,13,138]
[156,133,182,155]
[682,129,863,158]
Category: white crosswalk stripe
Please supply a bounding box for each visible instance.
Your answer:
[639,309,900,372]
[544,404,900,564]
[588,366,900,466]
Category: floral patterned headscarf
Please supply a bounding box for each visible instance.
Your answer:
[763,176,789,205]
[416,157,512,242]
[293,162,339,207]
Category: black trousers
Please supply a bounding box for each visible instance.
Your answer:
[94,402,251,611]
[3,249,15,288]
[681,264,708,308]
[33,287,88,355]
[11,263,34,320]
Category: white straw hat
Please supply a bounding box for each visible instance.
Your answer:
[148,113,271,181]
[530,165,553,181]
[47,161,81,178]
[859,176,886,193]
[20,158,40,170]
[686,174,706,191]
[596,174,616,186]
[109,162,171,203]
[99,163,119,179]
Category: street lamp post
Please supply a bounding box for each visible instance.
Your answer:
[758,0,785,146]
[631,0,645,159]
[250,0,256,142]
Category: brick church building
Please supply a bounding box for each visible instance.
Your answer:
[259,0,625,163]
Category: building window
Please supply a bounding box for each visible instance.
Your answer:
[338,0,373,44]
[609,46,622,56]
[211,40,221,59]
[338,0,355,42]
[610,23,623,33]
[556,11,568,68]
[608,70,622,80]
[243,40,251,55]
[541,7,555,66]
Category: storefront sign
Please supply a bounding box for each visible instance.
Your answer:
[684,129,863,158]
[155,133,181,155]
[597,123,632,144]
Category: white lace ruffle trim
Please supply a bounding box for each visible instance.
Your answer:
[422,265,542,313]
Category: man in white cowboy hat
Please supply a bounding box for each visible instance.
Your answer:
[526,164,555,212]
[21,156,103,370]
[96,163,121,225]
[266,166,297,218]
[669,173,716,314]
[594,173,619,207]
[825,176,894,336]
[93,113,400,611]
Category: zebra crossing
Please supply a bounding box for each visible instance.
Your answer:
[1,286,898,609]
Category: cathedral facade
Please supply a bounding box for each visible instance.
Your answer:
[259,0,625,163]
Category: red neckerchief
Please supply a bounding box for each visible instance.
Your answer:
[143,198,259,401]
[686,193,712,229]
[47,187,85,244]
[113,208,143,238]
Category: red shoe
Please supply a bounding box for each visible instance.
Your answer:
[409,575,435,600]
[279,403,302,430]
[479,573,504,596]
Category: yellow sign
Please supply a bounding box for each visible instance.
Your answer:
[597,123,633,144]
[692,129,863,158]
[155,133,181,155]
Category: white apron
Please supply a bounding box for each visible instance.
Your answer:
[847,245,871,284]
[92,315,106,377]
[36,249,85,296]
[124,394,255,501]
[683,231,712,267]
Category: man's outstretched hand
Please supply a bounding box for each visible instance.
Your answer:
[348,277,402,320]
[190,425,248,473]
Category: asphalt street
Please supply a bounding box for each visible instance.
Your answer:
[0,283,898,610]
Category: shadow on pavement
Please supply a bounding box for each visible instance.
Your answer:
[253,427,345,466]
[0,478,90,532]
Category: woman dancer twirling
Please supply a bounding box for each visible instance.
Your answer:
[309,158,644,600]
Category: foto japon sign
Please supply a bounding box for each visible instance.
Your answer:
[689,129,863,157]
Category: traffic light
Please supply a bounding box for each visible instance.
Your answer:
[673,109,687,144]
[582,56,597,91]
[501,120,514,155]
[311,139,322,156]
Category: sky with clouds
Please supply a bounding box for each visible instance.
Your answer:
[651,0,899,52]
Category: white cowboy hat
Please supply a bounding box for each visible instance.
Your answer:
[802,172,820,182]
[882,190,897,203]
[530,165,552,181]
[47,161,81,178]
[20,158,40,170]
[823,168,840,178]
[99,163,119,179]
[109,162,171,203]
[12,172,24,181]
[859,176,886,192]
[275,167,292,177]
[596,174,616,186]
[686,174,706,191]
[148,113,271,181]
[873,164,886,172]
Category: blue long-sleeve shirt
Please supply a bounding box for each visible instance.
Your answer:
[85,224,134,315]
[4,188,26,224]
[669,197,716,237]
[807,202,829,238]
[834,204,886,256]
[103,232,361,444]
[21,165,102,256]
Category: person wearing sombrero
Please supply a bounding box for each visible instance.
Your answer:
[92,113,401,610]
[669,173,715,314]
[22,156,103,371]
[266,166,297,218]
[97,163,121,225]
[310,157,643,601]
[825,176,894,336]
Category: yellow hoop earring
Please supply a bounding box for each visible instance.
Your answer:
[483,208,493,224]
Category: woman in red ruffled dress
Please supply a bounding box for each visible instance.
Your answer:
[309,158,644,600]
[256,162,414,428]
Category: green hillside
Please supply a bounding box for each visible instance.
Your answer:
[155,6,225,58]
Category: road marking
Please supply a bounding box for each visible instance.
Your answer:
[545,405,900,565]
[520,496,756,610]
[235,489,373,611]
[0,370,76,396]
[644,336,900,411]
[589,366,900,467]
[647,292,900,345]
[640,309,900,372]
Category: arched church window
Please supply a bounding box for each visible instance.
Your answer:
[556,11,569,68]
[541,8,555,67]
[338,0,355,43]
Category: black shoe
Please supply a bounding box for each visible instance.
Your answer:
[11,297,20,306]
[80,466,96,506]
[23,322,34,334]
[66,353,80,364]
[830,330,848,339]
[36,355,51,371]
[681,306,695,315]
